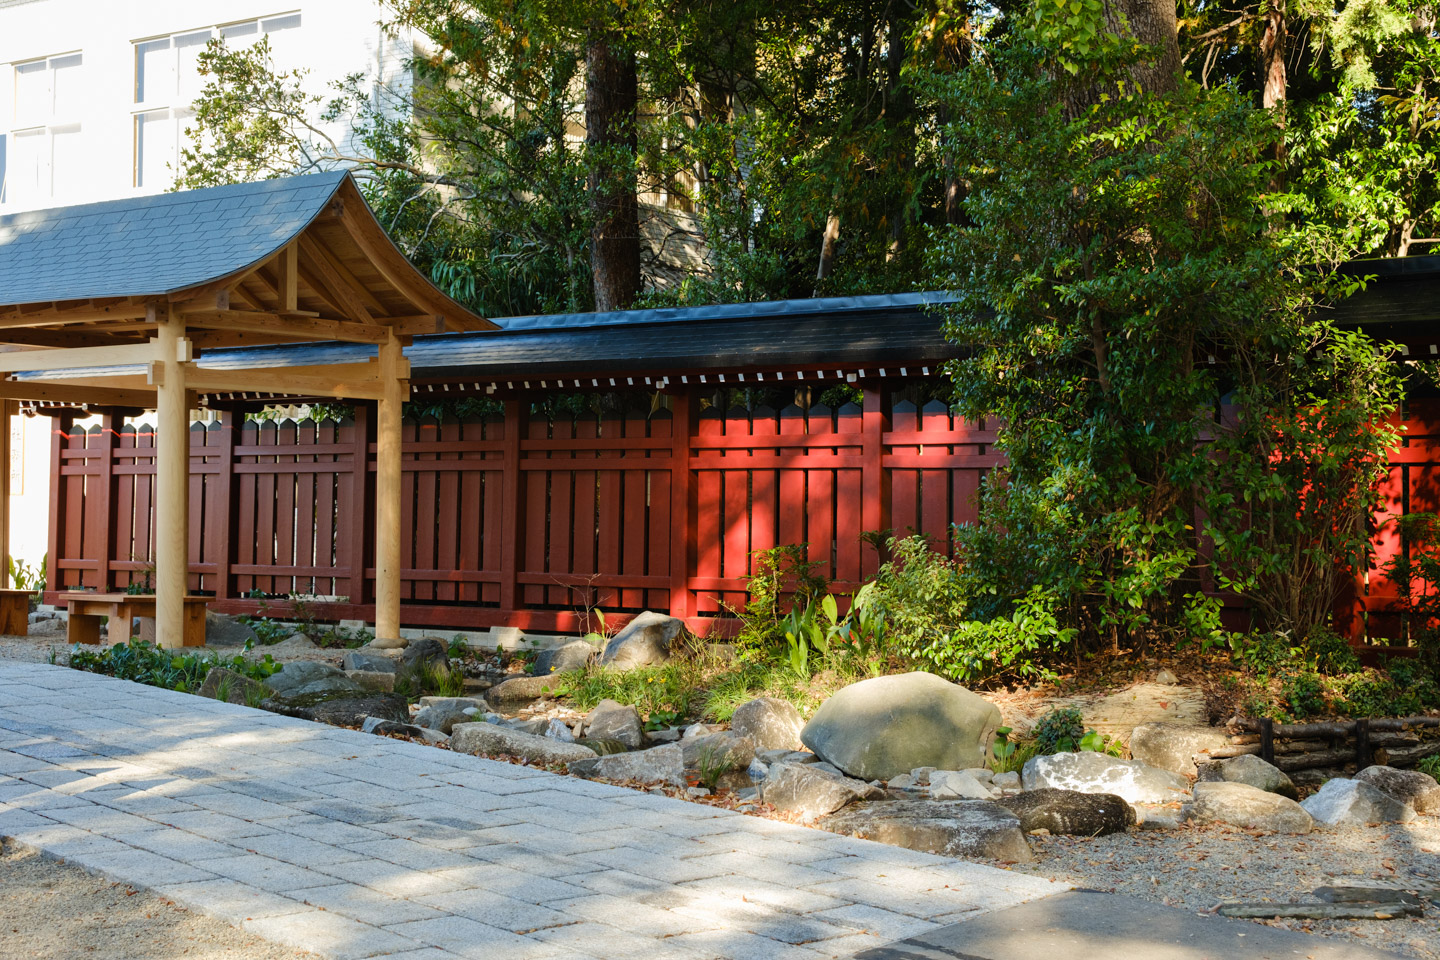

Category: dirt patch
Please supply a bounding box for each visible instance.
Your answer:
[0,840,317,960]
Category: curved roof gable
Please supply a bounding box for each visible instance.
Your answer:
[0,172,492,338]
[0,173,347,304]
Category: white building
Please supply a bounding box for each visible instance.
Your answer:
[0,0,415,572]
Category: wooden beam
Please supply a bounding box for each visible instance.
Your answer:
[0,338,177,374]
[0,329,144,349]
[0,300,150,328]
[276,242,299,313]
[304,236,387,314]
[297,234,374,323]
[181,309,405,345]
[0,380,155,407]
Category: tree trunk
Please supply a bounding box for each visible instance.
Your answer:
[884,10,914,261]
[586,24,641,312]
[1104,0,1182,94]
[815,211,841,294]
[1259,0,1287,110]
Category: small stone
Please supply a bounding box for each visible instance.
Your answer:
[584,699,645,749]
[1192,781,1312,833]
[888,774,918,791]
[1302,778,1417,826]
[267,634,319,654]
[361,716,425,737]
[1155,667,1179,685]
[683,731,756,771]
[911,766,936,785]
[367,634,408,650]
[962,767,995,784]
[687,786,712,798]
[343,651,399,674]
[1354,765,1440,815]
[399,637,450,672]
[930,771,992,801]
[415,699,483,734]
[600,611,682,670]
[760,761,885,821]
[450,722,597,765]
[991,771,1020,790]
[532,640,596,677]
[546,718,576,742]
[647,727,681,742]
[736,787,760,801]
[569,742,686,786]
[488,675,563,700]
[820,799,1033,863]
[730,697,805,752]
[205,613,258,648]
[998,788,1136,836]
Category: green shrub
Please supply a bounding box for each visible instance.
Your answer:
[1233,631,1303,680]
[1418,755,1440,781]
[67,639,280,694]
[909,587,1072,684]
[1282,670,1327,719]
[395,661,467,700]
[865,535,968,656]
[1033,708,1085,755]
[1305,627,1361,676]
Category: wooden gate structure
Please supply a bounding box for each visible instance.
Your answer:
[0,171,491,646]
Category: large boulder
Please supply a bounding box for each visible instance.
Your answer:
[265,661,362,699]
[1021,751,1190,805]
[583,700,645,750]
[800,672,1002,781]
[1129,723,1232,778]
[1354,765,1440,815]
[266,634,319,655]
[488,674,564,700]
[1191,782,1313,833]
[821,800,1033,863]
[343,651,399,674]
[205,613,258,648]
[197,667,272,705]
[532,640,596,677]
[450,722,597,765]
[997,788,1135,836]
[730,697,805,752]
[600,611,681,670]
[414,698,484,734]
[569,743,685,786]
[1301,778,1417,827]
[399,637,450,672]
[760,761,886,821]
[345,670,395,693]
[263,693,408,728]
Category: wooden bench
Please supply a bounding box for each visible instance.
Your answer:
[0,588,32,636]
[60,592,209,648]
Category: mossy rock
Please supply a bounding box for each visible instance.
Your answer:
[577,737,629,756]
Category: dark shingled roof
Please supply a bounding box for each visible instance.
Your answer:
[153,291,962,381]
[0,171,348,305]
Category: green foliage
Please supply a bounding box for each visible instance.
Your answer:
[737,544,831,651]
[7,555,45,595]
[1378,512,1440,678]
[395,661,468,701]
[1233,632,1304,681]
[1419,754,1440,781]
[1030,706,1123,756]
[1032,708,1085,755]
[693,741,740,791]
[1306,627,1362,676]
[863,535,968,658]
[67,639,280,694]
[1283,670,1327,720]
[909,587,1074,685]
[556,659,707,725]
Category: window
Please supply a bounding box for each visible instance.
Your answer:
[132,12,301,190]
[2,53,84,206]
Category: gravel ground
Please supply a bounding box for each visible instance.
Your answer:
[0,840,317,960]
[1001,817,1440,959]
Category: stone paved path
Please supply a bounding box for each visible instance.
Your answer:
[0,662,1063,960]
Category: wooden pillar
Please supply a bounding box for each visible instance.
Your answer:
[373,336,406,640]
[154,305,190,649]
[46,411,72,596]
[0,400,12,587]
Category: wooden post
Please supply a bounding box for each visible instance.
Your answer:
[93,410,118,591]
[0,400,12,587]
[1260,717,1275,765]
[46,411,72,596]
[668,390,693,621]
[373,335,406,641]
[497,398,525,614]
[1355,718,1372,770]
[860,384,889,579]
[154,305,189,649]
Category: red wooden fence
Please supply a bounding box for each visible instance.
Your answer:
[44,387,1000,635]
[44,389,1440,643]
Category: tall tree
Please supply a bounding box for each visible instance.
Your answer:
[586,8,642,310]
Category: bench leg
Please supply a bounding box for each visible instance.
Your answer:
[68,614,101,646]
[0,598,27,636]
[183,605,207,648]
